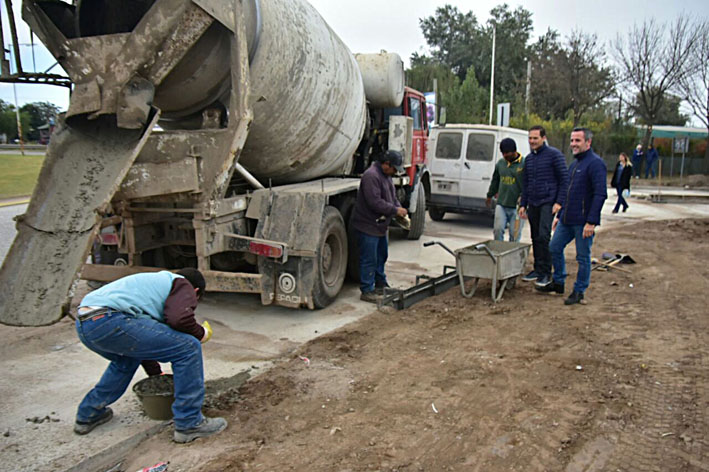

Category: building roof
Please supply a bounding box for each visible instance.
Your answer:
[637,125,708,139]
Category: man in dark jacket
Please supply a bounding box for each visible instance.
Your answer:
[486,137,525,241]
[73,268,226,443]
[519,125,569,287]
[537,128,607,305]
[644,144,659,179]
[352,150,408,303]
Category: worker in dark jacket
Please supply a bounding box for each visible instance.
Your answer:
[486,137,525,241]
[519,125,569,287]
[537,128,607,305]
[611,152,632,213]
[73,269,226,443]
[352,150,408,303]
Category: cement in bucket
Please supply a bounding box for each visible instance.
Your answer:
[133,374,174,420]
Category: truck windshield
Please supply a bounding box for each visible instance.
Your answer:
[466,133,495,161]
[435,132,463,159]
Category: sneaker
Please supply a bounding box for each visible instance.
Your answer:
[521,270,539,282]
[74,408,113,435]
[535,281,564,294]
[360,291,382,304]
[534,274,552,287]
[174,417,227,443]
[564,291,585,305]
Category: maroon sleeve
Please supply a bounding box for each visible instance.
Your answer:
[141,360,162,376]
[163,278,205,340]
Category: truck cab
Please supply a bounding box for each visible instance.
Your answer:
[427,124,529,221]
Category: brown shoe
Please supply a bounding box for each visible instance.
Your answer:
[360,292,382,304]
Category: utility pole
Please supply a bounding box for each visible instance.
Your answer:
[488,23,496,126]
[525,61,531,116]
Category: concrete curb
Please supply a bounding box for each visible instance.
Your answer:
[62,422,171,472]
[0,197,30,208]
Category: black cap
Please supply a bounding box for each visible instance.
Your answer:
[499,138,516,154]
[380,150,404,173]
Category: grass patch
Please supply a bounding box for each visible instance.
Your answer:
[0,153,45,199]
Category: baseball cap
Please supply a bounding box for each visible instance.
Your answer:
[380,150,404,173]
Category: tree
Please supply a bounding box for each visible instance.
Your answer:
[20,101,60,141]
[528,29,567,120]
[613,16,702,149]
[476,4,533,103]
[0,99,30,142]
[445,66,488,123]
[676,20,709,170]
[418,5,480,81]
[564,30,615,126]
[632,93,688,126]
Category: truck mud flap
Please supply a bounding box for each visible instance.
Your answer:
[380,266,462,311]
[0,113,158,326]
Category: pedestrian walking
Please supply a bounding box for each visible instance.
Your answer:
[611,152,632,213]
[644,144,659,179]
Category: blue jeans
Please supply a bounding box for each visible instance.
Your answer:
[494,205,524,242]
[613,186,628,212]
[644,160,656,178]
[357,230,388,293]
[75,311,205,430]
[549,221,594,293]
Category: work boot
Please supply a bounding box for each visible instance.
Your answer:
[535,281,564,294]
[74,408,113,435]
[174,417,227,443]
[521,270,539,282]
[360,291,382,304]
[564,291,585,305]
[374,282,391,295]
[534,274,552,288]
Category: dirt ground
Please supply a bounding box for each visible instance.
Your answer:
[118,218,708,471]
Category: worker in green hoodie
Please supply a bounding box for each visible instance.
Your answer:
[486,138,525,242]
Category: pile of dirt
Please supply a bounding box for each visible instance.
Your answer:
[123,219,709,471]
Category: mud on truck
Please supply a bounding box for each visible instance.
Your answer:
[0,0,432,326]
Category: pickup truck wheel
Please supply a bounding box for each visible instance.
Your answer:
[313,206,348,308]
[406,185,426,240]
[429,206,445,221]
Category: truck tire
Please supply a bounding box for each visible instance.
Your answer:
[406,184,426,240]
[313,206,348,308]
[429,206,445,221]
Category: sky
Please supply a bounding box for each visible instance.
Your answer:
[1,0,708,119]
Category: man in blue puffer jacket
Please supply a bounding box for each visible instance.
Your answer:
[536,128,607,305]
[519,125,569,287]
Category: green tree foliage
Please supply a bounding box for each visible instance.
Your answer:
[446,66,488,123]
[20,102,60,141]
[476,4,533,103]
[418,5,480,81]
[632,93,688,126]
[0,99,30,142]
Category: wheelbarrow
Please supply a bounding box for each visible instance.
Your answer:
[425,240,531,303]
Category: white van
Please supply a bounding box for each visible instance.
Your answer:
[427,124,530,221]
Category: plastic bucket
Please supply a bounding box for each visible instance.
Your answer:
[132,374,175,420]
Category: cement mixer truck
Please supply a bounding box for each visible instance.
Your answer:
[0,0,432,325]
